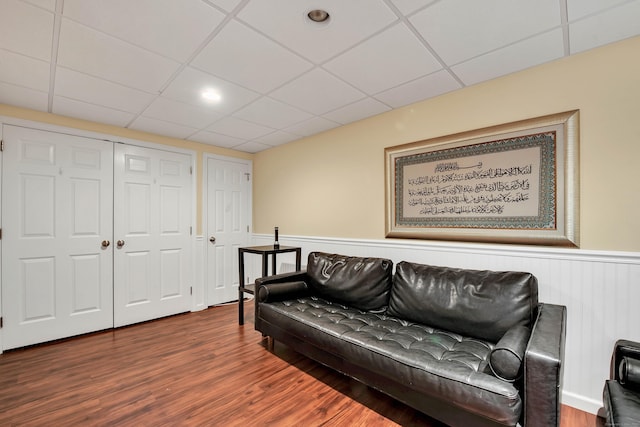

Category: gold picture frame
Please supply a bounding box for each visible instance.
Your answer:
[385,110,579,247]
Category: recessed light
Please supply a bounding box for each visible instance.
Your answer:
[307,9,330,23]
[201,89,222,103]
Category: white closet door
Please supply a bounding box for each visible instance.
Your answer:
[205,156,250,306]
[1,126,114,350]
[113,144,192,327]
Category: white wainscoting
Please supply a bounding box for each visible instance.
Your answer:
[192,236,207,312]
[251,233,640,415]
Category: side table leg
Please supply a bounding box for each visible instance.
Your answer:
[238,248,245,326]
[238,287,244,325]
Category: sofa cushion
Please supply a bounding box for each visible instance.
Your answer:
[387,261,538,342]
[257,281,309,303]
[489,325,531,382]
[306,252,393,311]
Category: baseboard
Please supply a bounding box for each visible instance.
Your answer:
[562,390,603,415]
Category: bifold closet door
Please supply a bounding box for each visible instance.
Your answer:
[1,126,114,350]
[113,144,192,327]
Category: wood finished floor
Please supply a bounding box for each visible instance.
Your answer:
[0,301,603,426]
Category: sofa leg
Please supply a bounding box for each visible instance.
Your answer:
[262,335,274,351]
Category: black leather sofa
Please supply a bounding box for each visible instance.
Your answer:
[603,339,640,425]
[255,252,567,427]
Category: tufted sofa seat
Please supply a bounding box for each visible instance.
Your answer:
[261,296,521,423]
[255,252,566,427]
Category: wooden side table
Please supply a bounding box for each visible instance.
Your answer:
[237,245,302,325]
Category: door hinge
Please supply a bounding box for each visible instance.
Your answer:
[0,228,2,240]
[1,139,4,152]
[190,287,193,296]
[190,226,192,236]
[246,225,249,233]
[245,172,250,181]
[0,317,3,329]
[190,166,193,175]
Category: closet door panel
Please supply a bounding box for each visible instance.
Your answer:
[1,125,114,350]
[113,144,192,327]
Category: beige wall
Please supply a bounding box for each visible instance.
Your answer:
[0,104,252,235]
[254,35,640,252]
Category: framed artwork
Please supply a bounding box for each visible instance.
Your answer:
[385,110,579,246]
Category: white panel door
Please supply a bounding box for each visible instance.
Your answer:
[206,157,250,305]
[113,144,192,327]
[1,125,114,350]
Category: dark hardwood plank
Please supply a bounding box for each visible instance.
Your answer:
[0,301,600,426]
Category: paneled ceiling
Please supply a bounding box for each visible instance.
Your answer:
[1,0,639,153]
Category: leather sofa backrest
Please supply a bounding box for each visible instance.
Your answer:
[387,261,539,342]
[306,252,393,311]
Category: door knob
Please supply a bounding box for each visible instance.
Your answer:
[101,240,110,248]
[117,240,125,248]
[209,236,216,243]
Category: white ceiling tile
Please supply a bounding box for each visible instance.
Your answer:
[237,0,397,63]
[129,116,198,139]
[374,70,461,108]
[21,0,56,11]
[210,0,243,13]
[63,0,225,62]
[52,96,135,127]
[191,19,313,94]
[142,97,222,129]
[57,19,180,93]
[452,29,565,86]
[569,2,640,54]
[387,0,437,16]
[233,140,272,153]
[0,49,50,92]
[54,67,155,113]
[566,0,631,21]
[0,0,53,61]
[270,68,365,115]
[324,23,442,94]
[188,130,246,148]
[322,98,392,125]
[207,116,275,140]
[233,97,313,129]
[410,0,561,65]
[161,67,260,114]
[284,117,341,137]
[0,81,48,111]
[254,131,301,147]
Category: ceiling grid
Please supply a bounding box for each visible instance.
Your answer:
[0,0,638,152]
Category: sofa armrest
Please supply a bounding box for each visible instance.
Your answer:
[254,271,309,332]
[523,303,567,427]
[255,270,308,286]
[613,340,640,380]
[258,281,310,303]
[610,339,640,391]
[255,271,310,300]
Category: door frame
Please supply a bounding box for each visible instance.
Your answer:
[202,153,253,307]
[0,115,199,353]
